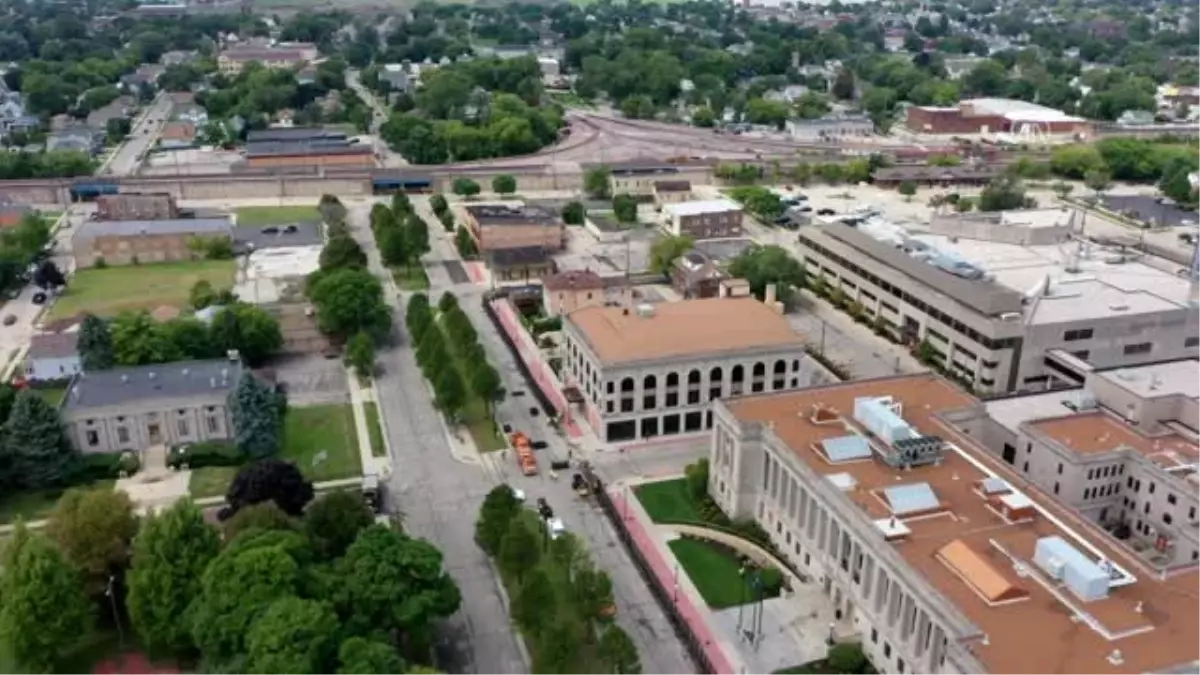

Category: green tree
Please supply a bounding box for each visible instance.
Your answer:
[305,490,375,561]
[598,625,642,674]
[246,596,339,674]
[110,311,180,366]
[510,568,554,631]
[683,458,710,503]
[434,367,466,419]
[492,174,517,195]
[1052,181,1074,200]
[536,614,585,672]
[223,502,301,542]
[1084,168,1112,201]
[189,544,301,664]
[649,234,694,275]
[832,67,856,100]
[691,106,716,127]
[898,180,917,201]
[470,363,505,415]
[46,488,139,592]
[346,331,376,378]
[584,166,612,199]
[334,525,462,640]
[127,499,220,655]
[612,193,639,223]
[318,194,348,227]
[210,304,285,366]
[308,268,393,341]
[0,527,95,673]
[164,317,218,360]
[475,484,521,556]
[827,643,870,674]
[1049,145,1107,180]
[5,390,76,490]
[402,213,431,265]
[978,176,1031,211]
[561,200,586,225]
[454,225,478,258]
[228,372,286,459]
[377,226,408,267]
[77,313,114,370]
[451,178,480,197]
[320,234,368,271]
[337,637,406,674]
[497,518,540,583]
[429,194,449,216]
[727,245,806,304]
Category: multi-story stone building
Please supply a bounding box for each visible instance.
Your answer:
[462,203,565,253]
[541,269,631,317]
[217,43,316,76]
[709,374,1198,674]
[61,360,241,453]
[71,217,233,268]
[796,210,1199,394]
[561,295,808,442]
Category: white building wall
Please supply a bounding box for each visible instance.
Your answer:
[26,355,82,382]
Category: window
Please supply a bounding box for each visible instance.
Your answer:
[1058,463,1063,475]
[86,430,100,446]
[1187,336,1199,348]
[1063,328,1094,341]
[1190,507,1196,521]
[1167,494,1177,505]
[897,659,905,674]
[1123,342,1153,356]
[884,643,891,658]
[177,419,189,437]
[1022,461,1029,473]
[117,427,130,444]
[1084,488,1092,499]
[1149,482,1156,494]
[665,392,679,407]
[207,415,220,433]
[1163,513,1173,525]
[871,629,878,644]
[1054,482,1060,495]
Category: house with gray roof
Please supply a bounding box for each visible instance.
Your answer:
[62,359,241,453]
[47,125,105,155]
[71,217,233,268]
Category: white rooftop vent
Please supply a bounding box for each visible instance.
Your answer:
[635,303,655,318]
[1109,303,1129,312]
[826,473,857,491]
[226,349,240,361]
[120,374,129,384]
[148,371,156,380]
[873,517,911,540]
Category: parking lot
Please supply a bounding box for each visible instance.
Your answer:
[138,147,242,176]
[555,224,655,275]
[268,353,349,406]
[1100,195,1197,228]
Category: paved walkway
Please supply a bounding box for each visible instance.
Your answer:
[348,367,389,477]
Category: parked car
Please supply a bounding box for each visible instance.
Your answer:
[2,315,15,326]
[282,224,299,234]
[31,292,47,305]
[261,226,280,235]
[529,407,539,416]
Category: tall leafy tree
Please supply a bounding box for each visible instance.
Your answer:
[599,625,642,674]
[434,367,466,419]
[0,525,95,673]
[45,488,139,592]
[510,568,554,631]
[110,311,180,366]
[189,544,301,665]
[77,313,115,370]
[346,331,376,378]
[319,234,368,271]
[470,363,504,415]
[497,517,540,583]
[475,484,521,556]
[228,373,286,459]
[304,490,375,560]
[491,174,517,195]
[127,499,220,654]
[246,597,339,674]
[211,304,284,366]
[308,268,393,341]
[334,525,461,641]
[5,390,76,489]
[337,637,406,674]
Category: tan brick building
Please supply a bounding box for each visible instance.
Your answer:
[71,218,233,268]
[662,199,744,240]
[652,180,692,206]
[95,193,179,221]
[462,204,565,253]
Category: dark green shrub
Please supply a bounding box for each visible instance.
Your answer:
[168,441,246,470]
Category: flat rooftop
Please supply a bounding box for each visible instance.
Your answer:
[63,360,242,411]
[663,199,742,217]
[464,204,560,227]
[1029,413,1199,467]
[725,375,1200,674]
[72,217,232,241]
[1095,360,1200,401]
[568,297,804,364]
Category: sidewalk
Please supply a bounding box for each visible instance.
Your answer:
[347,366,389,478]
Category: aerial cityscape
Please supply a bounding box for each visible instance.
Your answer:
[0,0,1195,672]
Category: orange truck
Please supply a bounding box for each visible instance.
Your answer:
[510,432,539,476]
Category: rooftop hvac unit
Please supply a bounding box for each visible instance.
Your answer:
[1033,536,1110,602]
[635,303,655,318]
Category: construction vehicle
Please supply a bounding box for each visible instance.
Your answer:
[510,431,539,476]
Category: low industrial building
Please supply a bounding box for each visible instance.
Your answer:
[872,165,1004,188]
[485,246,556,283]
[95,193,179,221]
[662,199,744,240]
[61,359,241,453]
[671,249,727,299]
[462,203,565,253]
[795,209,1199,394]
[24,332,81,382]
[708,373,1198,674]
[561,295,807,442]
[906,98,1095,139]
[966,359,1199,569]
[600,160,712,197]
[242,143,375,170]
[785,114,874,141]
[71,217,233,268]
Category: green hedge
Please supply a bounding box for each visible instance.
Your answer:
[68,451,140,484]
[168,441,246,470]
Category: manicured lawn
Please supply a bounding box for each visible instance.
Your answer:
[37,386,68,408]
[279,404,363,482]
[0,481,115,525]
[634,478,704,523]
[668,537,769,609]
[363,402,386,457]
[392,265,430,291]
[465,408,506,452]
[188,466,240,499]
[235,205,322,226]
[48,260,236,320]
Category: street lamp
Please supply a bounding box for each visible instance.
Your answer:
[106,575,125,647]
[673,563,680,603]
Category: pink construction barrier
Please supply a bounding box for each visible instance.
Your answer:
[611,489,736,675]
[490,298,583,438]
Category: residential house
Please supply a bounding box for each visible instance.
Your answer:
[86,96,135,131]
[159,121,196,148]
[0,92,38,139]
[662,199,744,240]
[175,105,209,126]
[160,50,199,67]
[71,217,233,268]
[380,64,414,93]
[785,114,874,141]
[24,333,82,382]
[61,360,241,453]
[47,126,105,155]
[486,246,556,283]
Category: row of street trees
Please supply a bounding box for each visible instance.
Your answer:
[406,292,504,421]
[306,200,393,365]
[475,484,641,674]
[0,479,458,673]
[371,192,430,274]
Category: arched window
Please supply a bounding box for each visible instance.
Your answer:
[731,365,744,382]
[753,362,766,378]
[644,374,657,390]
[710,366,723,382]
[666,372,679,388]
[621,377,635,392]
[774,360,787,374]
[688,369,702,384]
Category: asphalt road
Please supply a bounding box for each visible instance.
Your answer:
[346,70,408,168]
[353,199,696,673]
[102,93,174,177]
